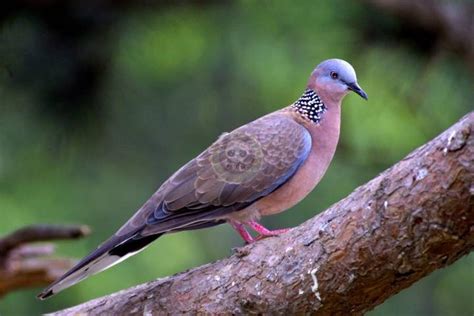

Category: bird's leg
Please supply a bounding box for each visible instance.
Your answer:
[229,221,255,244]
[247,221,290,240]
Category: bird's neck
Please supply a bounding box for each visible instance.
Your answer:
[293,89,341,191]
[291,89,327,124]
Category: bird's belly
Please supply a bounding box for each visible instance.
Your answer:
[258,133,338,218]
[256,152,323,216]
[227,144,333,223]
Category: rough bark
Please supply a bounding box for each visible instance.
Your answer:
[53,112,473,315]
[0,225,90,297]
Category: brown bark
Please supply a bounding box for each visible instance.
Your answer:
[0,225,90,297]
[53,112,473,315]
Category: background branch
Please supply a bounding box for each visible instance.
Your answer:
[0,225,90,297]
[361,0,474,71]
[52,112,473,315]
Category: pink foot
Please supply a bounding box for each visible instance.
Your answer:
[247,221,290,240]
[229,221,255,243]
[229,220,290,243]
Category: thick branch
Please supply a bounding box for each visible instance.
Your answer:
[54,113,473,315]
[0,225,90,297]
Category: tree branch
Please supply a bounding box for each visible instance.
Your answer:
[54,112,473,315]
[0,225,90,297]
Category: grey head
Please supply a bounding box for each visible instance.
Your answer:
[308,58,368,103]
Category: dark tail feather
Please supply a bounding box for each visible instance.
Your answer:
[37,233,161,300]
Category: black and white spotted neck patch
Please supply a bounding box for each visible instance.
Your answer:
[292,89,327,124]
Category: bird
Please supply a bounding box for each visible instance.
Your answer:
[38,58,367,299]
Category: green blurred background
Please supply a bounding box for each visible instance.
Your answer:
[0,0,472,315]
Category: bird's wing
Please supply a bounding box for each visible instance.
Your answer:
[117,112,312,237]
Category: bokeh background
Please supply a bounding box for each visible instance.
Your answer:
[0,0,473,315]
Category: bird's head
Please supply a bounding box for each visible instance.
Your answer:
[308,58,368,104]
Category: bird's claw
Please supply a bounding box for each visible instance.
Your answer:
[254,228,291,241]
[229,219,291,243]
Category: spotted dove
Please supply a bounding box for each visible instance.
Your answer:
[38,58,367,299]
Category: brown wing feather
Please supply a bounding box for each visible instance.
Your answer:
[116,112,311,236]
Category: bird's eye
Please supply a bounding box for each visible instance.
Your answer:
[330,71,338,80]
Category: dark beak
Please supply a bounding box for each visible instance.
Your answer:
[347,82,368,100]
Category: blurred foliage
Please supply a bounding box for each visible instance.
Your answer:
[0,0,472,315]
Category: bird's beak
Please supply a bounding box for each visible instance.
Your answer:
[347,82,368,100]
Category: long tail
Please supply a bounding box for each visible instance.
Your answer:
[37,233,161,300]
